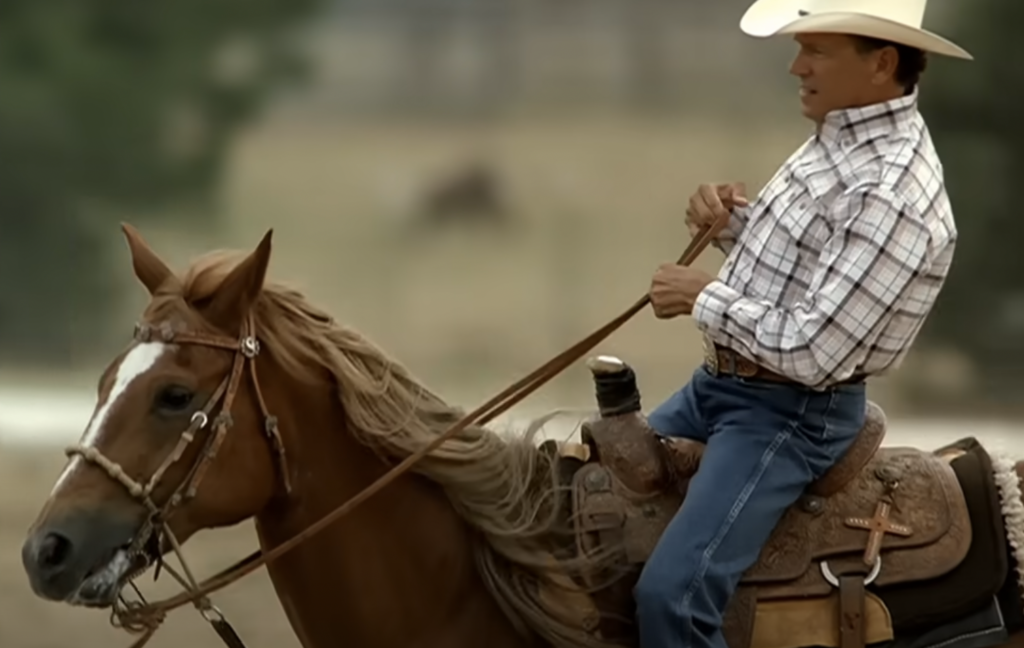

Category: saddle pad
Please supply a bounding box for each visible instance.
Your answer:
[887,595,1009,648]
[878,438,1009,632]
[744,447,971,597]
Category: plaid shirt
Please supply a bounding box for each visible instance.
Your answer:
[693,91,957,389]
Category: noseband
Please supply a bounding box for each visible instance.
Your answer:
[64,314,289,647]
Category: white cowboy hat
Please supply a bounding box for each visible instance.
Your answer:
[740,0,973,60]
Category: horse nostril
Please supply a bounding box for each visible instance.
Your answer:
[37,532,73,570]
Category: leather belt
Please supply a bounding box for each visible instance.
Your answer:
[703,337,790,383]
[702,336,866,386]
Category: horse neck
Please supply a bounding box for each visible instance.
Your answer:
[251,360,531,648]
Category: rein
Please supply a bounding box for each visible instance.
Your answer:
[89,219,725,647]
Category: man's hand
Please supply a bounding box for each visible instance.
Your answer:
[649,263,716,319]
[686,182,749,238]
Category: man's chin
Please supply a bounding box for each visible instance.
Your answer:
[800,103,824,124]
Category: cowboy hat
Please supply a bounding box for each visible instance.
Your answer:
[740,0,972,60]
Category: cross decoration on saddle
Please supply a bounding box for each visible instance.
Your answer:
[844,476,913,568]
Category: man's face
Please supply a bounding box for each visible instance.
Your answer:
[789,32,899,123]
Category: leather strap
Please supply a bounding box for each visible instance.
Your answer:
[210,617,248,648]
[839,575,867,648]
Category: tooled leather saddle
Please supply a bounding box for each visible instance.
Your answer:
[556,356,985,648]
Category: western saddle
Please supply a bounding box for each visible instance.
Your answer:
[563,356,973,648]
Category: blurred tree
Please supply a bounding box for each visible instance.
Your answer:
[0,0,321,367]
[917,4,1019,406]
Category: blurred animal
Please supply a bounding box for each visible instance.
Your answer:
[414,161,510,230]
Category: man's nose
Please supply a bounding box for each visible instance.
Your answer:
[789,55,810,77]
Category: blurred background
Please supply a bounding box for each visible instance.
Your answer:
[0,0,1014,646]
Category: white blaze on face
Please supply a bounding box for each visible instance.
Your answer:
[51,342,170,495]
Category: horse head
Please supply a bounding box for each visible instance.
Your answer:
[21,224,285,608]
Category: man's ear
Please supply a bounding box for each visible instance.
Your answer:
[872,46,900,85]
[121,223,175,295]
[202,230,273,332]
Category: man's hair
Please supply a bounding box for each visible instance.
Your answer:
[851,36,928,93]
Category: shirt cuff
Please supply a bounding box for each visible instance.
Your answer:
[693,280,742,334]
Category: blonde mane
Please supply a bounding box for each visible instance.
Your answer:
[167,250,627,648]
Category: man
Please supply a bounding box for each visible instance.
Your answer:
[633,1,972,647]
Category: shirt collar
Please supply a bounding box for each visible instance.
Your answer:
[816,90,920,148]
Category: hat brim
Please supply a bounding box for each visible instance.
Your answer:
[740,0,973,60]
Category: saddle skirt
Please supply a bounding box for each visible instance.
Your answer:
[570,431,971,592]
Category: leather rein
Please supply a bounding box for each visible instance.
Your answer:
[66,220,725,647]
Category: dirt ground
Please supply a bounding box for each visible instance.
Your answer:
[0,448,300,648]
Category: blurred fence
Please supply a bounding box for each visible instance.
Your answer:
[280,0,798,118]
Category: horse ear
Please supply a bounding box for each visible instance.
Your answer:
[203,229,274,332]
[121,222,174,296]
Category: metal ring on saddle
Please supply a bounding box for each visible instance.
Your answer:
[820,556,881,587]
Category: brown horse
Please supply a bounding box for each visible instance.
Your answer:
[19,225,1024,648]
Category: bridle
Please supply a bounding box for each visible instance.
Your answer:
[65,314,287,648]
[61,221,724,648]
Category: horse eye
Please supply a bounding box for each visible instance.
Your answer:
[156,385,194,413]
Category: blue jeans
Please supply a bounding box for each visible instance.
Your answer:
[635,366,866,648]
